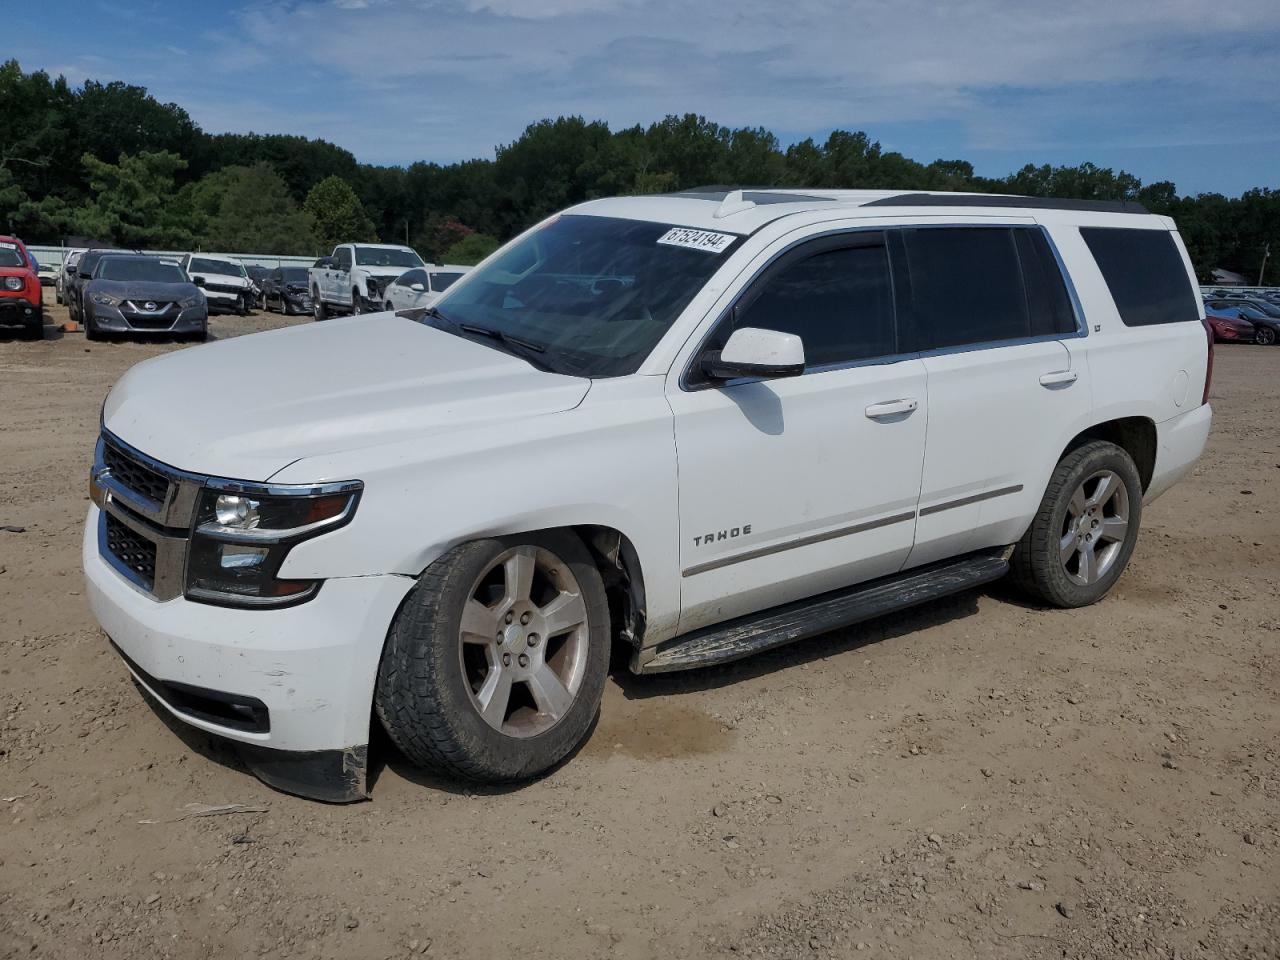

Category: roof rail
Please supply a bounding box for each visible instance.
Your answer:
[863,193,1149,214]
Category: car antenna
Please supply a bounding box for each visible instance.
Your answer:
[713,189,756,219]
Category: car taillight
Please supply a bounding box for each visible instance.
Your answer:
[1200,316,1213,406]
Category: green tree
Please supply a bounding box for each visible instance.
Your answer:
[443,233,500,265]
[74,150,193,247]
[303,175,377,252]
[189,162,318,254]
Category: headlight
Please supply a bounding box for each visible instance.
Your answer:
[179,295,202,307]
[4,276,24,291]
[91,292,121,306]
[185,482,362,608]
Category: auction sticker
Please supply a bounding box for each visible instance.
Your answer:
[657,227,736,254]
[0,242,15,249]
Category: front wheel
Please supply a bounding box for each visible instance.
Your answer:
[376,532,610,782]
[1009,440,1143,608]
[351,289,364,315]
[1256,326,1277,346]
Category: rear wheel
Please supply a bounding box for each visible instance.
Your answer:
[1256,326,1277,346]
[1009,440,1143,608]
[376,532,610,781]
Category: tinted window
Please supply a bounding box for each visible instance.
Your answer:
[281,267,308,282]
[902,228,1029,348]
[396,269,428,287]
[1015,229,1077,336]
[354,246,423,268]
[1080,227,1199,326]
[430,271,464,292]
[733,239,896,368]
[188,257,244,277]
[335,248,352,270]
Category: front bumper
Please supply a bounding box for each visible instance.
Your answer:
[0,296,40,328]
[90,303,206,334]
[84,505,414,800]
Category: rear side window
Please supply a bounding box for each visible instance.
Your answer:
[733,239,896,368]
[901,228,1029,348]
[1015,229,1077,337]
[1080,227,1199,326]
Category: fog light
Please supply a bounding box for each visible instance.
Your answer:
[215,494,260,529]
[218,543,269,570]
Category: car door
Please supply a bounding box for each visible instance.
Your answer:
[668,230,929,633]
[332,247,353,304]
[893,225,1093,568]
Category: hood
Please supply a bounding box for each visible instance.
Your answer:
[103,313,591,480]
[87,279,199,300]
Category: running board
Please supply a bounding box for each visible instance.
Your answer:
[640,549,1010,674]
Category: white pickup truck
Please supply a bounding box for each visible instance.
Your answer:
[309,243,426,319]
[86,188,1213,802]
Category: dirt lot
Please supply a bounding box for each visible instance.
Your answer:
[1,302,1277,960]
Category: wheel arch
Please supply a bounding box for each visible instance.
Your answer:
[1060,416,1157,491]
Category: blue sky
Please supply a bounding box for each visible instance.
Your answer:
[17,0,1280,196]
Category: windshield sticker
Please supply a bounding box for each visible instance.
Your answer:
[657,228,736,254]
[0,242,15,249]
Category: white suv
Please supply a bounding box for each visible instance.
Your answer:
[85,189,1212,801]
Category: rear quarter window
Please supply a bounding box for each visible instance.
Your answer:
[1080,227,1200,326]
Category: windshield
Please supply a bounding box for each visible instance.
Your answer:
[281,267,309,282]
[354,246,424,268]
[432,215,740,377]
[0,243,26,268]
[97,258,187,283]
[189,257,245,277]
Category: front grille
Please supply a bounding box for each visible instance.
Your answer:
[105,513,157,590]
[204,282,243,295]
[103,440,169,505]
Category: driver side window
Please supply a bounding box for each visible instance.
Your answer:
[336,248,352,271]
[725,235,897,371]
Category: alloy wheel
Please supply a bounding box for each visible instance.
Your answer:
[458,545,590,738]
[1060,469,1129,585]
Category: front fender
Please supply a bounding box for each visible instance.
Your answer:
[272,377,684,645]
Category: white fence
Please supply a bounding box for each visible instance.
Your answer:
[27,245,316,271]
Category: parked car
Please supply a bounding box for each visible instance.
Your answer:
[1205,299,1280,344]
[179,255,254,315]
[309,243,426,319]
[260,266,312,315]
[245,265,270,308]
[86,189,1212,802]
[56,250,83,304]
[68,248,127,323]
[381,265,471,311]
[81,254,207,341]
[32,251,58,287]
[0,235,44,340]
[1204,308,1256,343]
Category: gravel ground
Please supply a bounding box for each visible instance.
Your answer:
[1,303,1277,959]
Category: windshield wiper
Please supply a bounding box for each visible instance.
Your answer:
[457,323,556,372]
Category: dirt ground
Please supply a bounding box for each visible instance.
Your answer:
[1,301,1277,960]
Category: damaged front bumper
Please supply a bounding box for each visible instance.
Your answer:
[83,506,415,802]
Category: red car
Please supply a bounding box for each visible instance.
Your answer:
[0,235,44,340]
[1205,309,1256,343]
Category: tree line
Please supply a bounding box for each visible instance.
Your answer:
[1,59,1275,279]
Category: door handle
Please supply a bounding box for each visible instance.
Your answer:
[864,398,919,419]
[1039,370,1078,387]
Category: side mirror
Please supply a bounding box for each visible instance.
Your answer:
[410,282,426,292]
[701,327,805,381]
[192,276,206,287]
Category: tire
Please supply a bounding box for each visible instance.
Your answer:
[23,308,43,341]
[1009,440,1143,608]
[1256,326,1277,346]
[376,531,610,782]
[84,309,102,342]
[191,320,209,342]
[236,294,248,317]
[279,294,291,316]
[351,289,364,315]
[313,291,327,322]
[384,300,394,313]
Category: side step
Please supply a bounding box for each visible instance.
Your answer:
[641,549,1010,674]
